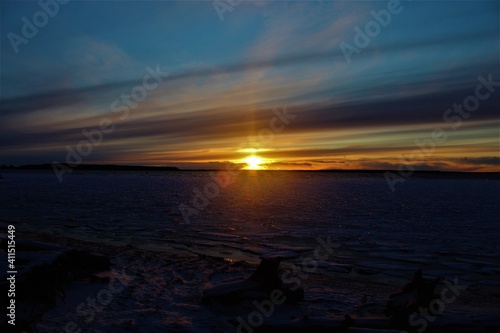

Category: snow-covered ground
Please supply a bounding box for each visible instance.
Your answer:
[1,171,499,332]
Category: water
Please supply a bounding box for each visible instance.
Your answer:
[1,170,499,287]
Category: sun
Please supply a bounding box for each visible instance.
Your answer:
[243,155,264,170]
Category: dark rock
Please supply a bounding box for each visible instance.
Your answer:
[203,256,304,304]
[56,249,111,276]
[386,269,441,325]
[249,257,282,287]
[1,242,112,332]
[1,248,111,308]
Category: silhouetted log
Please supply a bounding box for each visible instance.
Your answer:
[203,256,304,303]
[249,257,282,287]
[386,269,441,326]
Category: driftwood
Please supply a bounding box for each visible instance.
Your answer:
[203,256,304,303]
[386,269,441,326]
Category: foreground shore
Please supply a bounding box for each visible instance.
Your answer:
[2,230,499,333]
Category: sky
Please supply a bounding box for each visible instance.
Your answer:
[1,0,499,171]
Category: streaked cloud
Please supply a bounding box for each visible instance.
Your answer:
[0,0,498,171]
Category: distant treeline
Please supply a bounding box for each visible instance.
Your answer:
[0,164,498,179]
[0,164,179,171]
[314,169,500,180]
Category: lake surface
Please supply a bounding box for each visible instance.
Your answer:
[1,170,499,289]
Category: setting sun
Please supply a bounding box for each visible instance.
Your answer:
[244,155,264,170]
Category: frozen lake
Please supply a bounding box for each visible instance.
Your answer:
[1,170,499,287]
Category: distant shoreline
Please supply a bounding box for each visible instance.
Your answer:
[0,163,180,172]
[0,163,498,179]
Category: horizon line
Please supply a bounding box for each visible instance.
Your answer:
[1,163,499,174]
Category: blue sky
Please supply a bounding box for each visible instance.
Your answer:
[1,0,499,171]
